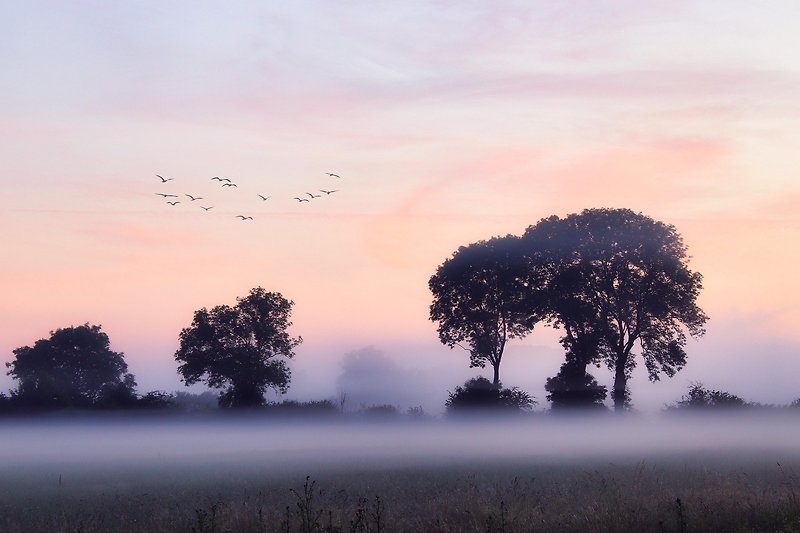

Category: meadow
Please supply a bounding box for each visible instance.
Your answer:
[1,414,799,532]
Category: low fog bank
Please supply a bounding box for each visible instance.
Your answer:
[1,412,799,472]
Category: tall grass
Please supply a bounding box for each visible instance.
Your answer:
[2,456,800,532]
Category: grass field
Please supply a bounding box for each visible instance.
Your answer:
[1,415,799,532]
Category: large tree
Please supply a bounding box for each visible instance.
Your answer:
[429,235,543,386]
[524,208,708,411]
[175,287,302,408]
[6,324,136,408]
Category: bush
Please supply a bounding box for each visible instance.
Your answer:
[445,377,535,414]
[268,399,339,414]
[545,362,607,410]
[668,383,751,410]
[137,391,175,409]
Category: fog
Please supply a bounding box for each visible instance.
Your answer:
[2,412,799,475]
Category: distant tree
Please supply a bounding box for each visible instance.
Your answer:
[172,391,219,411]
[175,287,302,408]
[429,236,543,386]
[545,361,607,410]
[523,209,708,411]
[6,324,136,409]
[445,376,535,414]
[668,383,750,410]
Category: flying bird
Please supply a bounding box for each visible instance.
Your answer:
[167,201,180,206]
[155,193,178,198]
[320,189,339,195]
[185,194,203,201]
[293,197,310,203]
[325,172,341,178]
[211,176,223,181]
[200,206,213,211]
[257,194,271,201]
[220,178,232,183]
[222,183,238,188]
[236,215,253,220]
[156,174,173,183]
[306,192,321,199]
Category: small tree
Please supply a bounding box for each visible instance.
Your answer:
[175,287,302,408]
[429,236,542,386]
[6,324,135,409]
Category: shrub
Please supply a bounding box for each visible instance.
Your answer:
[445,377,535,414]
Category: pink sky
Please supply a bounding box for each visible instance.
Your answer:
[2,1,799,411]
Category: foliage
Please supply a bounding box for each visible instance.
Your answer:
[267,399,339,414]
[545,361,608,410]
[175,287,302,408]
[137,390,175,409]
[6,324,136,409]
[171,391,219,411]
[524,208,708,410]
[668,382,751,410]
[429,235,543,385]
[445,376,535,414]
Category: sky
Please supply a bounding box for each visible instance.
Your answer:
[1,1,799,412]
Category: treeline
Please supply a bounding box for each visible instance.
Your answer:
[2,208,795,416]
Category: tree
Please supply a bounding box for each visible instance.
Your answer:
[6,324,136,409]
[524,208,708,411]
[429,235,543,386]
[175,287,302,408]
[445,376,535,414]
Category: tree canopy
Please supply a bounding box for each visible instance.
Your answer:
[175,287,302,408]
[430,208,707,412]
[523,208,708,410]
[429,235,543,386]
[6,324,136,409]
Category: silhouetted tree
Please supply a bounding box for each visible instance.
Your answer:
[429,236,543,386]
[175,287,302,408]
[6,324,136,409]
[523,209,708,411]
[445,376,535,414]
[545,360,607,410]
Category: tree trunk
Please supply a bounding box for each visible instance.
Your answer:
[612,364,627,412]
[492,364,500,388]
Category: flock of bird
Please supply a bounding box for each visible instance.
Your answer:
[153,173,343,221]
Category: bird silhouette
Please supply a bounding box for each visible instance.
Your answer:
[211,176,223,181]
[320,189,339,195]
[200,206,214,211]
[155,193,179,198]
[167,201,180,206]
[294,197,310,202]
[325,173,341,178]
[156,174,173,183]
[306,192,321,199]
[222,183,238,188]
[185,194,203,201]
[220,178,232,183]
[236,215,253,220]
[257,194,271,201]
